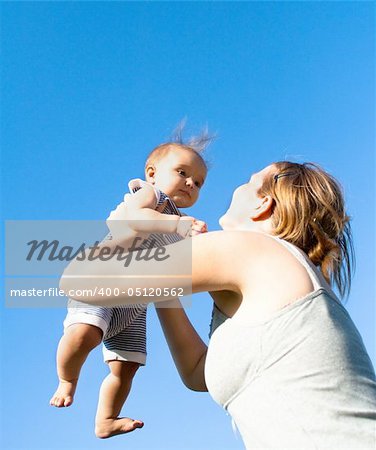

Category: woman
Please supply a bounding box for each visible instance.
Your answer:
[61,161,376,449]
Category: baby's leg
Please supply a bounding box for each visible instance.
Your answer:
[95,360,143,438]
[50,323,102,407]
[95,309,147,438]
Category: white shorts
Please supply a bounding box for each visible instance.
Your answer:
[64,302,147,365]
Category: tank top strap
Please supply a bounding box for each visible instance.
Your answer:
[266,234,333,294]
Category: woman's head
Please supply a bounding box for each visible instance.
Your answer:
[219,165,275,232]
[221,161,354,298]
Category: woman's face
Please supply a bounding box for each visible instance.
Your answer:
[219,165,274,230]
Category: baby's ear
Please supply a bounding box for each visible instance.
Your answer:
[145,164,156,183]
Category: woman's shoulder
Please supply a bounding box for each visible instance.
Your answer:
[192,231,316,306]
[189,231,248,294]
[193,229,274,246]
[192,230,284,262]
[190,231,279,294]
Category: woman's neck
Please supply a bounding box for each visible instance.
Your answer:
[220,216,273,234]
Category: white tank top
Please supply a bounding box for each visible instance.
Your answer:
[205,235,376,449]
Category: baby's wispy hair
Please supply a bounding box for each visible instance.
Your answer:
[145,119,215,170]
[171,118,215,154]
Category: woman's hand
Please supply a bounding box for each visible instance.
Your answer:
[192,219,208,236]
[106,193,149,241]
[176,217,208,238]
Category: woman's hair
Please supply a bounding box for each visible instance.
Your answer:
[145,119,214,170]
[258,161,355,299]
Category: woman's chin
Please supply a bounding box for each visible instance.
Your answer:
[219,214,233,230]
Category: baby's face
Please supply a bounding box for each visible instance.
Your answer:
[146,149,207,208]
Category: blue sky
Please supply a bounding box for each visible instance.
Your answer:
[1,2,374,450]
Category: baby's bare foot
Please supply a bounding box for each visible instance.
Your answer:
[95,417,144,439]
[49,379,78,407]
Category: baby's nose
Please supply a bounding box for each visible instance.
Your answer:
[186,178,195,188]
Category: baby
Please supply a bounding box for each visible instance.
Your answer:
[50,139,208,439]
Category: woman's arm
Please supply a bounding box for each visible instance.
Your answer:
[60,230,245,305]
[108,185,181,237]
[155,299,208,392]
[108,185,201,239]
[118,186,181,235]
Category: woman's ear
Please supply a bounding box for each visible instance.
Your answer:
[251,195,274,221]
[145,165,156,184]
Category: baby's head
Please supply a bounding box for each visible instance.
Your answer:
[144,143,208,208]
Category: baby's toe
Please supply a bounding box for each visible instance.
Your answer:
[64,396,73,407]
